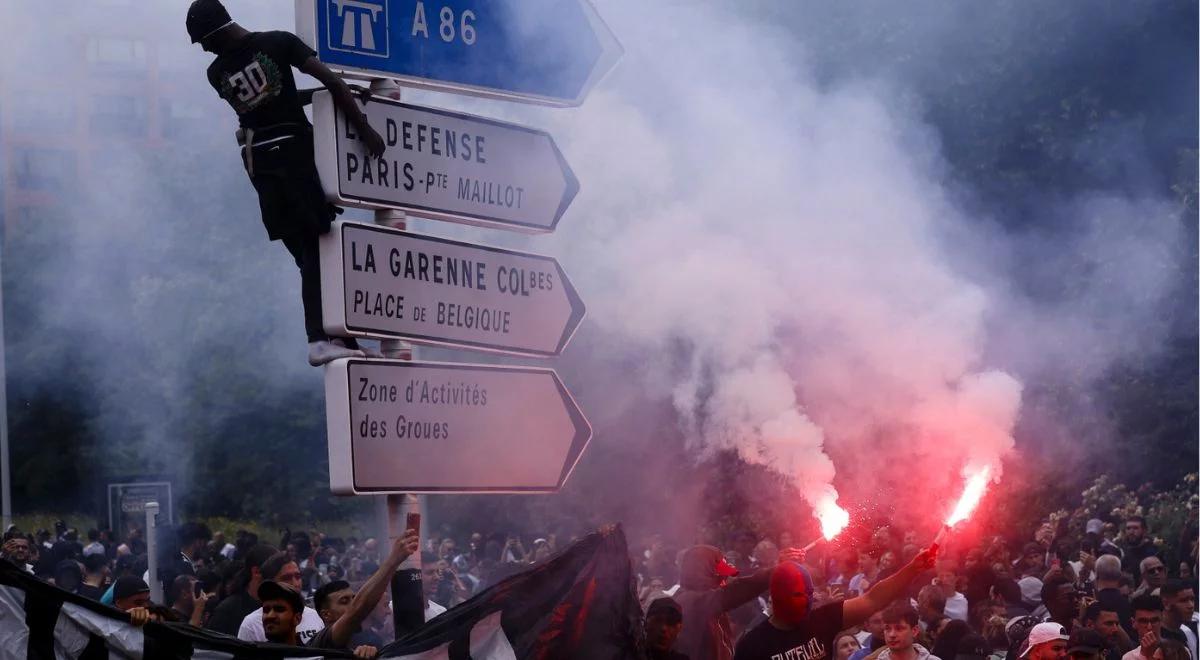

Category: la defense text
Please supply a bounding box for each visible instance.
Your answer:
[344,115,526,212]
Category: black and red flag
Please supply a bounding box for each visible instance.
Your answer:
[0,526,642,659]
[384,525,642,658]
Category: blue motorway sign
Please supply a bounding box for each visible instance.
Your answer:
[296,0,622,106]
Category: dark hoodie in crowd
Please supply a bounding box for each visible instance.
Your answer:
[673,545,772,660]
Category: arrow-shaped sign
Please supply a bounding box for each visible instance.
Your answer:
[312,91,578,233]
[319,220,585,357]
[296,0,622,107]
[324,359,591,494]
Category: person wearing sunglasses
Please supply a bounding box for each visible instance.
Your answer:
[1132,559,1169,600]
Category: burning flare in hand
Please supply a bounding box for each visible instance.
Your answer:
[946,466,991,527]
[933,466,992,549]
[816,497,851,540]
[800,496,851,553]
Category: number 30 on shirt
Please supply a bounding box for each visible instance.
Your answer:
[228,61,270,102]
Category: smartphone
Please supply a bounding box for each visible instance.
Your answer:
[193,582,203,599]
[406,512,421,534]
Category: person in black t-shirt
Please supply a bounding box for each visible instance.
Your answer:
[186,0,387,366]
[734,548,937,660]
[306,528,419,653]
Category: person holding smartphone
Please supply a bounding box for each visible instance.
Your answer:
[169,574,211,627]
[307,527,420,652]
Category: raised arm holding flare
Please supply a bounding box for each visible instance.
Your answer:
[734,548,937,660]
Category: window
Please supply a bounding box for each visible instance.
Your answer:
[11,148,76,190]
[86,37,148,71]
[90,94,147,137]
[157,40,207,73]
[8,91,76,135]
[160,98,207,140]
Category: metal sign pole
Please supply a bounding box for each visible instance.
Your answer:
[368,77,426,640]
[0,245,11,530]
[145,502,162,604]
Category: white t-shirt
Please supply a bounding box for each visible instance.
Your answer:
[425,600,447,622]
[1177,623,1197,660]
[237,606,325,644]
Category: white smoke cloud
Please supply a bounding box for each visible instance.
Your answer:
[528,0,1185,521]
[0,0,1186,529]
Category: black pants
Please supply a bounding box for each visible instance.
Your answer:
[279,231,325,343]
[242,130,354,348]
[278,231,358,348]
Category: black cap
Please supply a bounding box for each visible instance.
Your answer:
[186,0,232,43]
[646,596,683,624]
[258,580,304,614]
[1068,629,1106,655]
[113,575,150,601]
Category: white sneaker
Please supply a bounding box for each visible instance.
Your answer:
[360,345,384,358]
[328,340,384,362]
[332,337,384,359]
[308,340,365,366]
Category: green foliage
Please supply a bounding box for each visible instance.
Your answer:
[1063,473,1196,568]
[1078,475,1142,522]
[1145,474,1200,569]
[183,515,378,545]
[11,513,97,535]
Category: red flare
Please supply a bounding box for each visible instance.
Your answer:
[815,497,850,541]
[945,466,991,527]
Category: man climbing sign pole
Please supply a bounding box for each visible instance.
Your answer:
[186,0,387,366]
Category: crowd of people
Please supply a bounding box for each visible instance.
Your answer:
[0,519,583,657]
[635,516,1198,660]
[1,513,1197,660]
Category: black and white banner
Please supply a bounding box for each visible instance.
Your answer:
[0,526,641,659]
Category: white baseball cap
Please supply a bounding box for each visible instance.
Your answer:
[1019,622,1070,658]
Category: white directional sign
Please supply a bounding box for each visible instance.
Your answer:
[313,91,579,233]
[320,220,585,357]
[325,359,591,494]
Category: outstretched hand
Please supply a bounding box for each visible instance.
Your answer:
[388,528,420,565]
[359,123,386,159]
[912,547,937,571]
